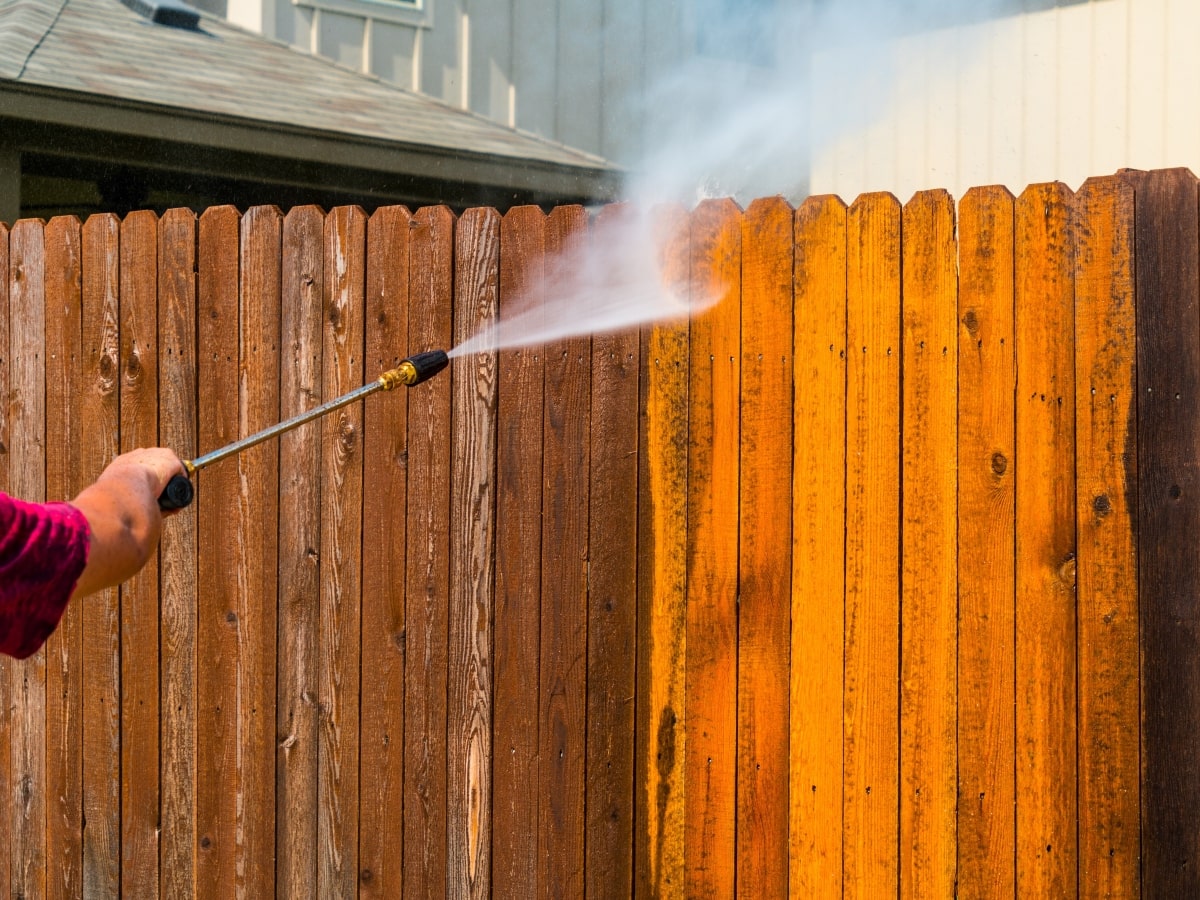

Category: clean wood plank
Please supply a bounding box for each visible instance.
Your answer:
[1123,167,1200,897]
[9,218,47,900]
[0,219,10,896]
[899,189,958,900]
[956,185,1017,898]
[493,204,546,898]
[195,205,240,899]
[43,214,83,900]
[737,197,794,899]
[843,192,901,900]
[1014,182,1078,899]
[319,205,367,899]
[118,209,160,898]
[448,205,499,900]
[790,194,847,898]
[537,205,591,900]
[157,206,198,900]
[359,203,411,900]
[275,205,325,899]
[634,206,689,898]
[682,198,740,900]
[402,205,454,897]
[237,205,281,900]
[79,214,121,899]
[1074,175,1140,900]
[585,203,641,900]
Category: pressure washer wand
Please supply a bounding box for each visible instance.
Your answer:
[157,349,450,511]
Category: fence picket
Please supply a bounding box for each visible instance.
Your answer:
[360,203,411,900]
[1074,175,1140,899]
[899,190,958,900]
[956,186,1017,898]
[843,193,901,899]
[790,194,847,898]
[448,206,500,900]
[80,214,121,898]
[1014,182,1078,898]
[44,214,83,900]
[118,210,160,898]
[683,198,740,900]
[0,219,9,896]
[493,204,546,898]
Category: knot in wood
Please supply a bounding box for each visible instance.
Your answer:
[963,309,980,337]
[125,349,142,381]
[337,417,357,452]
[990,452,1007,476]
[1093,494,1112,516]
[1057,553,1077,588]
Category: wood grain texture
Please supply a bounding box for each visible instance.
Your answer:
[360,204,410,900]
[402,205,453,898]
[682,198,740,900]
[157,206,198,900]
[843,193,901,900]
[43,215,83,900]
[319,205,366,900]
[585,203,641,900]
[537,205,591,900]
[275,205,325,900]
[9,218,47,900]
[493,205,546,898]
[956,186,1016,899]
[737,197,794,899]
[1123,167,1200,897]
[1014,182,1078,899]
[237,205,281,900]
[899,190,958,900]
[448,206,499,900]
[634,206,689,899]
[1074,176,1140,899]
[196,205,241,900]
[790,194,847,898]
[0,220,9,896]
[80,214,121,899]
[118,210,160,898]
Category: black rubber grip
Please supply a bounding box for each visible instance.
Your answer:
[159,473,194,510]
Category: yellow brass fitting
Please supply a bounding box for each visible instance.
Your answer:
[380,362,418,390]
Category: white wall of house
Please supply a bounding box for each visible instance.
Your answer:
[810,0,1200,201]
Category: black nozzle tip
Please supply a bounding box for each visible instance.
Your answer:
[402,349,450,386]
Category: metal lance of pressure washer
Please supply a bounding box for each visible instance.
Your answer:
[157,349,450,511]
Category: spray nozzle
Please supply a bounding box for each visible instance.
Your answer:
[383,349,450,389]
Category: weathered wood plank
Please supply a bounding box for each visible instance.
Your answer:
[0,219,10,896]
[275,205,325,899]
[1123,166,1200,897]
[682,198,740,900]
[157,206,198,900]
[790,194,846,898]
[634,206,689,899]
[237,205,281,900]
[360,203,410,900]
[537,205,591,900]
[319,205,366,899]
[118,210,160,898]
[1074,175,1140,900]
[195,205,240,899]
[448,206,499,900]
[737,196,793,899]
[9,218,48,900]
[585,203,641,900]
[493,205,546,898]
[899,190,958,900]
[843,193,901,900]
[79,214,121,899]
[402,205,453,897]
[956,185,1016,899]
[1014,182,1078,899]
[44,214,83,900]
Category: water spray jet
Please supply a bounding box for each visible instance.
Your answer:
[157,349,451,510]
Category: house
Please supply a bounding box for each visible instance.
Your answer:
[0,0,621,223]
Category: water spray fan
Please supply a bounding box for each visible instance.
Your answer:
[158,350,450,511]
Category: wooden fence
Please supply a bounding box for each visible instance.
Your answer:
[0,168,1197,898]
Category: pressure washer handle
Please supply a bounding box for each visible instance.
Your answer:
[159,473,195,511]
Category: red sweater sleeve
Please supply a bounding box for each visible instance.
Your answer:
[0,492,91,659]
